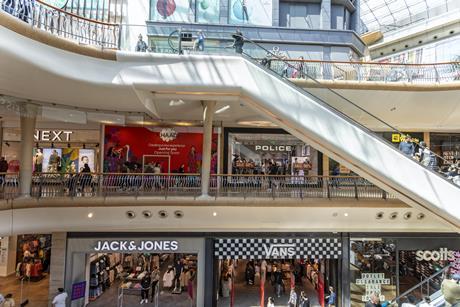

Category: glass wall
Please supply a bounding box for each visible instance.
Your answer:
[430,133,460,170]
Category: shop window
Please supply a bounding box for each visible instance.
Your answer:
[350,239,396,306]
[430,133,460,170]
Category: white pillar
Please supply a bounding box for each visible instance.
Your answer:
[19,103,37,197]
[0,235,17,277]
[200,101,216,197]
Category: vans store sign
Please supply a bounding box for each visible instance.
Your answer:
[214,238,341,259]
[94,240,179,252]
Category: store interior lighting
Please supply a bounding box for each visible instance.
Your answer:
[169,99,185,106]
[215,105,230,114]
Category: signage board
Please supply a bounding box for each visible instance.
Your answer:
[355,273,390,302]
[34,130,73,142]
[94,240,179,252]
[415,248,456,261]
[71,281,86,301]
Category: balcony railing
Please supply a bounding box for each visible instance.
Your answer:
[264,59,460,83]
[1,0,120,49]
[0,173,394,201]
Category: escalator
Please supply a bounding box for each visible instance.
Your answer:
[131,34,460,230]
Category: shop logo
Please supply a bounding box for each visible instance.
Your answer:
[94,240,179,252]
[159,128,178,142]
[263,243,296,258]
[255,145,292,152]
[415,248,455,261]
[34,130,73,142]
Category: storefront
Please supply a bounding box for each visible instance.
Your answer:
[214,236,342,307]
[2,128,100,173]
[430,133,460,169]
[64,235,208,307]
[104,126,219,173]
[224,128,320,176]
[349,234,460,306]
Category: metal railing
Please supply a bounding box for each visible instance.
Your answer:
[1,0,120,48]
[265,59,460,83]
[0,173,393,200]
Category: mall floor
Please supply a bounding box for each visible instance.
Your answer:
[217,261,321,307]
[0,274,49,307]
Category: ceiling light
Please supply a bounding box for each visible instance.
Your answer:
[344,213,349,217]
[215,105,230,114]
[169,99,185,106]
[174,121,195,126]
[237,120,277,127]
[87,212,94,218]
[213,212,217,217]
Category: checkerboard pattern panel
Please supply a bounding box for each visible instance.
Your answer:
[214,238,342,259]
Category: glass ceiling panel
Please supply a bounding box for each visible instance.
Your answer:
[361,0,450,33]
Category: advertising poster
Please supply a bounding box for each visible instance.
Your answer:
[229,0,272,26]
[196,0,219,23]
[62,148,79,173]
[151,0,195,22]
[104,126,217,173]
[43,148,62,173]
[79,149,96,172]
[291,156,312,176]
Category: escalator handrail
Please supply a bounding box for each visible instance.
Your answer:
[225,34,459,188]
[390,264,452,303]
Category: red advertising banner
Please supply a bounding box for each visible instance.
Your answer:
[104,126,218,173]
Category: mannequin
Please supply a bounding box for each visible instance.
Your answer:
[34,149,43,172]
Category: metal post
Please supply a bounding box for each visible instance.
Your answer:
[178,28,182,55]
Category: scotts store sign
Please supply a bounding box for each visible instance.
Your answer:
[415,248,456,261]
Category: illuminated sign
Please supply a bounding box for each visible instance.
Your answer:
[254,145,292,152]
[415,248,455,261]
[159,128,178,142]
[94,240,179,252]
[34,130,73,142]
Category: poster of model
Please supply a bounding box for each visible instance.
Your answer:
[151,0,195,22]
[43,148,62,173]
[196,0,219,23]
[79,149,95,172]
[291,156,312,176]
[62,148,79,173]
[229,0,272,26]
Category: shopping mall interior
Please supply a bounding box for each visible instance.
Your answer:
[0,0,460,306]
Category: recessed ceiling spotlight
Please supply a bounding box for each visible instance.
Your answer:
[174,210,184,218]
[416,213,425,220]
[403,212,412,220]
[376,212,384,219]
[389,212,398,220]
[126,211,136,219]
[142,210,152,218]
[87,212,94,218]
[332,212,338,217]
[344,213,349,217]
[213,212,217,217]
[158,210,168,218]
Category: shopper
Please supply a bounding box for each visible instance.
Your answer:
[135,34,148,52]
[272,266,283,298]
[232,29,244,54]
[401,295,417,307]
[0,157,8,185]
[299,291,311,307]
[441,273,460,307]
[194,30,206,51]
[140,274,151,304]
[419,141,437,170]
[174,259,184,290]
[267,296,275,307]
[326,286,336,307]
[288,288,297,307]
[163,266,175,290]
[399,135,415,156]
[52,288,67,307]
[150,266,160,303]
[1,294,14,307]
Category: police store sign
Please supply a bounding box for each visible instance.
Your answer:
[94,240,179,252]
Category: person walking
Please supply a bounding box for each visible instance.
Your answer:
[399,135,415,156]
[140,273,151,304]
[1,294,14,307]
[267,296,275,307]
[326,286,336,307]
[150,266,160,303]
[0,157,8,185]
[299,291,310,307]
[135,34,149,52]
[195,30,206,51]
[52,288,67,307]
[288,288,297,307]
[232,29,244,54]
[272,266,283,298]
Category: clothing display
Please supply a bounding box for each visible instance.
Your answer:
[89,254,122,301]
[15,234,51,281]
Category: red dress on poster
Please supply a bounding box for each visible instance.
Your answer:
[317,274,325,307]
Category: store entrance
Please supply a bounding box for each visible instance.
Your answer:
[217,258,338,307]
[85,253,197,307]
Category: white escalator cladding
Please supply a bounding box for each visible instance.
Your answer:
[123,53,460,229]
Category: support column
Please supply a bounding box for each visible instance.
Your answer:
[322,154,330,177]
[48,232,67,305]
[340,233,350,307]
[423,132,431,148]
[0,236,17,277]
[320,0,331,30]
[19,103,37,197]
[200,101,216,197]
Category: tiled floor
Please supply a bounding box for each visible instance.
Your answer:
[0,274,49,307]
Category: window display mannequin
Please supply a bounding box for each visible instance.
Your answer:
[48,149,59,172]
[34,149,43,172]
